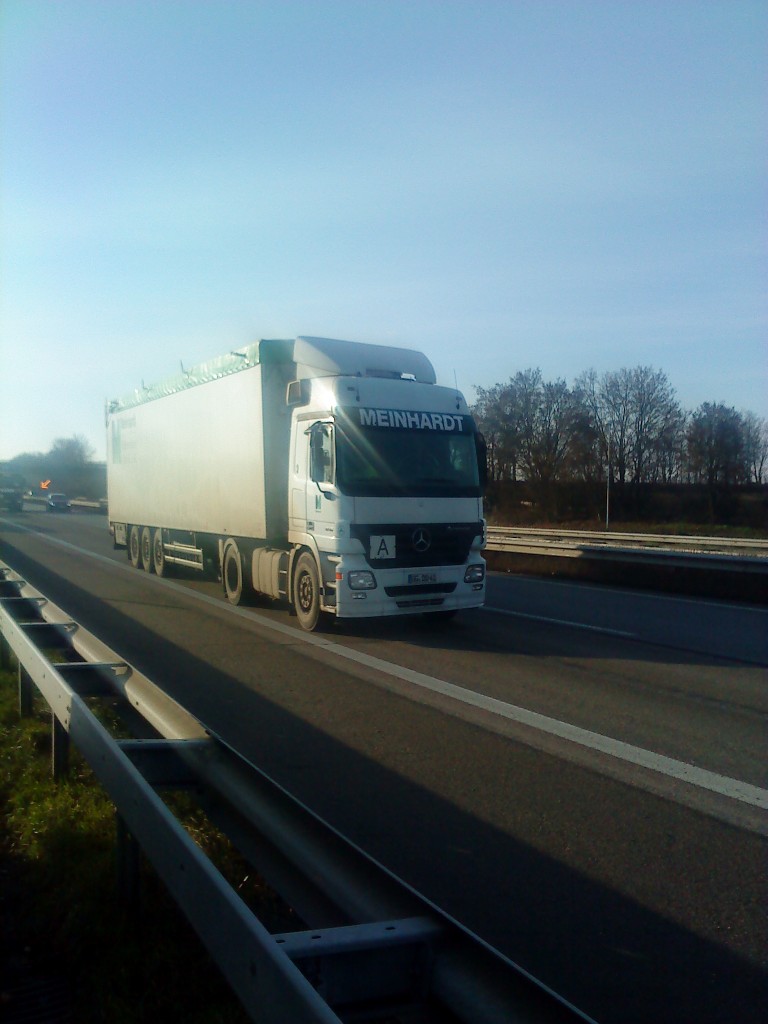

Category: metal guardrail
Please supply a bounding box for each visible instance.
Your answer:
[0,559,594,1024]
[24,495,107,513]
[486,527,768,573]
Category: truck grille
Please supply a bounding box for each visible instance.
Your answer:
[351,522,482,569]
[384,583,457,597]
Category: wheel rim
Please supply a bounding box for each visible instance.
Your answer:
[298,571,313,612]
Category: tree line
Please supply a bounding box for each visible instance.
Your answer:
[1,435,105,500]
[473,366,768,489]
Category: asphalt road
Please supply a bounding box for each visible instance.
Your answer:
[1,507,766,1024]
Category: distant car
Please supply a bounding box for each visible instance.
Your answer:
[47,493,72,512]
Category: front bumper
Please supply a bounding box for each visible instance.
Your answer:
[327,556,486,619]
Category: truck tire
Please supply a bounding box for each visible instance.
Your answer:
[222,540,245,605]
[140,527,154,573]
[152,529,169,577]
[293,552,322,631]
[128,525,141,568]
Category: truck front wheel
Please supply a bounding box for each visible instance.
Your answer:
[293,552,322,631]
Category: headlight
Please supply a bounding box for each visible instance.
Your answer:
[464,564,485,584]
[347,571,377,590]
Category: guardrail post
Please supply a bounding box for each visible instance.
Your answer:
[51,713,70,780]
[116,813,141,907]
[18,664,34,717]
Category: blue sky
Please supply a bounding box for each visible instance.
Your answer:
[1,0,765,461]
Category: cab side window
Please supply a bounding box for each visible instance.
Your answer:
[310,423,335,485]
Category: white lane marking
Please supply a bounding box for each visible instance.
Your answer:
[4,519,766,811]
[482,605,636,638]
[285,631,768,810]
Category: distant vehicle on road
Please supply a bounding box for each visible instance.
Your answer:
[0,477,24,512]
[47,493,72,512]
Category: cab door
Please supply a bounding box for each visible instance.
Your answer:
[289,422,310,536]
[306,422,340,544]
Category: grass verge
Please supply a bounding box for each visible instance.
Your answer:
[0,663,298,1023]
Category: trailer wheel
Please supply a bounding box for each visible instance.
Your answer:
[152,528,168,577]
[128,526,141,568]
[222,540,244,605]
[140,526,154,573]
[293,552,322,631]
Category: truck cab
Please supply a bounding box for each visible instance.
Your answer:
[283,340,487,628]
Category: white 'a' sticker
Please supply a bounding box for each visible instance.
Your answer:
[370,535,396,559]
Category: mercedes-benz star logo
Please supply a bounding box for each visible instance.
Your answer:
[412,527,431,553]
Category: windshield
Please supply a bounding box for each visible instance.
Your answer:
[335,410,482,497]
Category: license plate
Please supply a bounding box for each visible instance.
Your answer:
[408,572,437,585]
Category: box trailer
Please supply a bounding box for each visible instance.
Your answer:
[107,336,486,630]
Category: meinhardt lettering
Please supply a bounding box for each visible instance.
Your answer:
[358,408,464,431]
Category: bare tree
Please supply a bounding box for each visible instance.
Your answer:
[742,412,768,484]
[49,435,95,465]
[575,369,612,482]
[514,372,578,484]
[472,381,522,481]
[650,405,687,483]
[574,366,681,485]
[35,435,98,497]
[626,367,681,484]
[686,403,747,487]
[474,371,587,492]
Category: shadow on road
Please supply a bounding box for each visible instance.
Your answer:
[1,535,766,1024]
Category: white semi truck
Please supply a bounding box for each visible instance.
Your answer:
[106,336,487,630]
